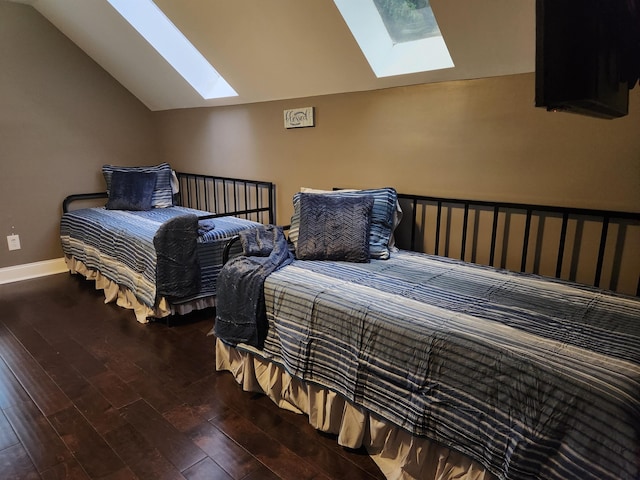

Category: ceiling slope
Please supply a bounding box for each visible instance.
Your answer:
[12,0,535,111]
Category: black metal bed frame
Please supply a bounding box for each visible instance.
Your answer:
[62,171,276,225]
[395,193,640,296]
[174,171,275,225]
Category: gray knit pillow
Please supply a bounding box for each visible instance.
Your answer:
[296,193,374,262]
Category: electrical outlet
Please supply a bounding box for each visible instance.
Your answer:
[7,234,21,251]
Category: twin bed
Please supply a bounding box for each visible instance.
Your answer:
[214,187,640,480]
[60,169,640,480]
[60,164,274,323]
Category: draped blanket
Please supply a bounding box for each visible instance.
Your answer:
[153,214,201,299]
[214,225,293,348]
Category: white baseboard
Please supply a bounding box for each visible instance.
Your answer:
[0,258,68,285]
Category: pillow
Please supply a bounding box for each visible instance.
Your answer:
[299,186,403,251]
[289,187,398,259]
[105,170,157,211]
[388,197,403,250]
[103,163,173,208]
[296,193,374,262]
[299,187,357,194]
[170,170,180,196]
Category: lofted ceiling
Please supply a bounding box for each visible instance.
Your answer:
[12,0,536,111]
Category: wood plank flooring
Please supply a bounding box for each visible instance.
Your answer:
[0,273,386,480]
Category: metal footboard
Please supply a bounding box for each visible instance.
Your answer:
[175,172,275,225]
[395,194,640,296]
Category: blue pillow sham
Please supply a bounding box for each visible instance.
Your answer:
[296,193,374,263]
[289,187,398,260]
[103,162,173,208]
[105,170,157,211]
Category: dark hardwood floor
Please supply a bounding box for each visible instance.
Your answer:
[0,272,386,480]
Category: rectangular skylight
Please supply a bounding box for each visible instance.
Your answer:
[334,0,454,78]
[105,0,237,99]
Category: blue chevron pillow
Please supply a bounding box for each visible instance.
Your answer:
[289,187,398,259]
[296,193,374,262]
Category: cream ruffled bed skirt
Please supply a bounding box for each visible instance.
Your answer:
[215,339,496,480]
[65,256,216,323]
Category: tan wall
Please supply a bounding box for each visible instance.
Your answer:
[155,74,640,227]
[0,2,159,268]
[3,1,639,280]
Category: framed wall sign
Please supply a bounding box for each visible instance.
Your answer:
[284,107,315,129]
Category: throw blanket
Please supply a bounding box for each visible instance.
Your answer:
[215,225,293,348]
[153,214,200,299]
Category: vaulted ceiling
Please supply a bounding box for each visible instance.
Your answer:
[12,0,536,111]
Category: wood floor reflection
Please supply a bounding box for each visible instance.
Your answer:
[0,273,385,480]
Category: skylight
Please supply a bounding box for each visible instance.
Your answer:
[333,0,454,78]
[105,0,237,100]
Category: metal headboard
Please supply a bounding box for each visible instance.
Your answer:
[62,171,276,226]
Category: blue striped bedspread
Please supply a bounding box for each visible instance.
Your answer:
[254,250,640,480]
[60,206,261,308]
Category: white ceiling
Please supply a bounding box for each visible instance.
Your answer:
[14,0,536,111]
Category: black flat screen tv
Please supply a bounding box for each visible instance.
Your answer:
[535,0,636,119]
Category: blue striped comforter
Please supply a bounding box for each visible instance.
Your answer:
[256,250,640,480]
[60,207,261,308]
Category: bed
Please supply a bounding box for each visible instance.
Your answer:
[60,164,274,323]
[214,187,640,480]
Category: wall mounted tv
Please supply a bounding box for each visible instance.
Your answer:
[535,0,640,119]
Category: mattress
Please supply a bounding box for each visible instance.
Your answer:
[235,250,640,480]
[60,206,261,319]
